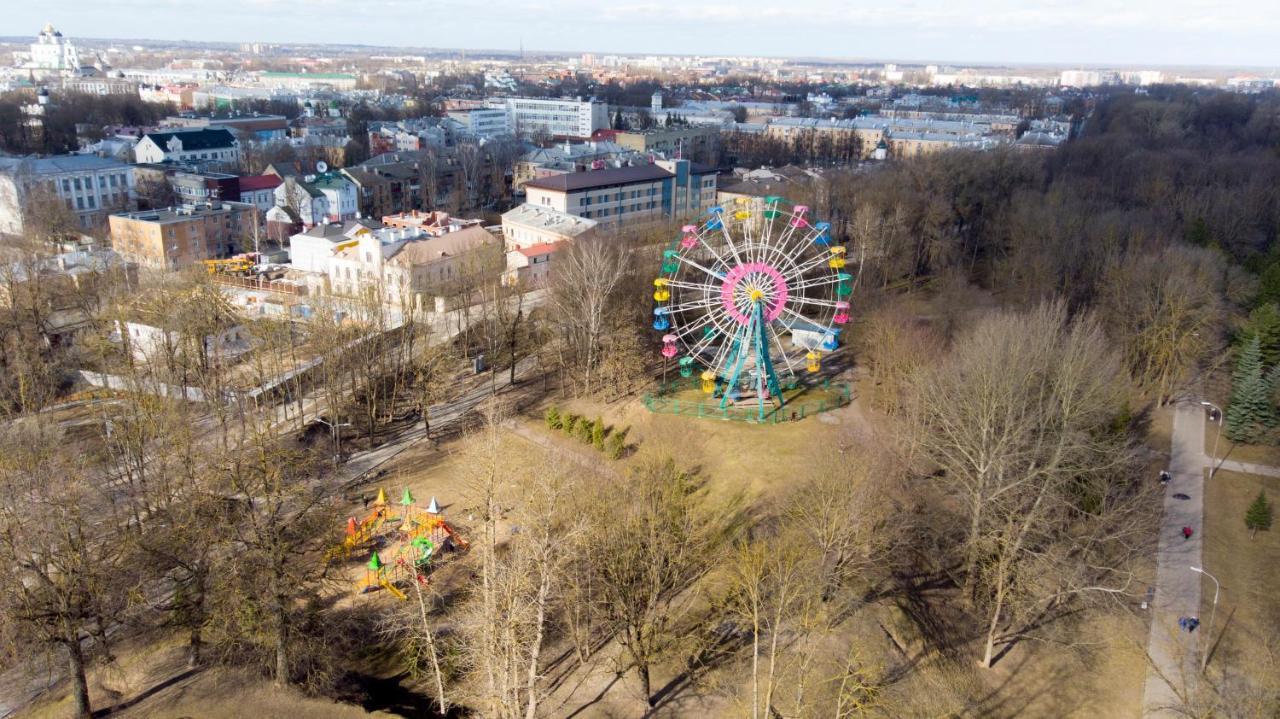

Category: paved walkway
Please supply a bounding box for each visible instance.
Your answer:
[1215,458,1280,477]
[1142,403,1207,716]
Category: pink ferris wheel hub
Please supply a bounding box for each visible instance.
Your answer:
[720,262,788,324]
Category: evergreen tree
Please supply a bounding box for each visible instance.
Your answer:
[1225,336,1277,442]
[1241,303,1280,367]
[544,406,561,430]
[592,416,605,450]
[1258,260,1280,307]
[1245,490,1273,538]
[612,109,626,131]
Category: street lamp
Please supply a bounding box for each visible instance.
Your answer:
[314,416,352,465]
[1201,401,1224,479]
[1189,566,1221,672]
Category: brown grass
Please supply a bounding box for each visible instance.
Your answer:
[1201,469,1280,680]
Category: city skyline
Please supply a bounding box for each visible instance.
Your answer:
[9,0,1280,68]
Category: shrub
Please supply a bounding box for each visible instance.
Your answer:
[605,431,625,460]
[576,418,594,443]
[544,406,561,430]
[592,416,605,449]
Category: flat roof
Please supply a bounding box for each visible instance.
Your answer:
[524,164,672,193]
[111,202,255,225]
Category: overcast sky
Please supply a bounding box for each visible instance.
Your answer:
[11,0,1280,68]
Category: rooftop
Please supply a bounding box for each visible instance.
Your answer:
[111,201,255,225]
[523,164,673,192]
[0,154,130,175]
[143,128,238,151]
[502,203,598,236]
[515,243,561,258]
[237,174,283,192]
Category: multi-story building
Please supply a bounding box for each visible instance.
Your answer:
[134,129,241,169]
[287,218,384,275]
[500,203,598,250]
[500,203,599,286]
[490,97,609,139]
[446,108,511,139]
[0,154,136,234]
[236,175,283,212]
[326,225,494,307]
[271,173,357,228]
[109,201,257,270]
[614,127,722,165]
[523,159,716,226]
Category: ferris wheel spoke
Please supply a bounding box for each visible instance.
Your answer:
[765,320,799,379]
[673,253,726,282]
[787,295,842,309]
[788,274,845,291]
[779,306,830,334]
[665,278,723,294]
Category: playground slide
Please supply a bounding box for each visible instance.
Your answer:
[379,579,407,601]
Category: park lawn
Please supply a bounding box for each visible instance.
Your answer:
[1203,423,1280,466]
[530,391,848,503]
[1201,469,1280,683]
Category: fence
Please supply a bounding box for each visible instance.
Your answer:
[642,378,851,424]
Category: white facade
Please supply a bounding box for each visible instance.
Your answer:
[447,109,511,138]
[28,24,79,72]
[0,155,136,234]
[134,129,241,168]
[117,319,247,364]
[490,97,609,139]
[501,203,598,250]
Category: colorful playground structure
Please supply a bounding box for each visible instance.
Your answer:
[337,487,469,601]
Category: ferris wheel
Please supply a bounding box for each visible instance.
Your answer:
[652,197,852,420]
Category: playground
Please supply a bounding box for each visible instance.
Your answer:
[330,486,470,603]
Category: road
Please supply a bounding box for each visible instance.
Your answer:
[1142,402,1206,716]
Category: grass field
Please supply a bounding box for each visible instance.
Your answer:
[1201,469,1280,684]
[1203,422,1280,466]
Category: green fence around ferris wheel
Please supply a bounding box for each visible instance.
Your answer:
[641,378,852,424]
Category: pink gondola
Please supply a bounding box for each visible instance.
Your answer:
[661,334,678,358]
[790,205,809,228]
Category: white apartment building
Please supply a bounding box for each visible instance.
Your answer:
[0,154,136,234]
[488,97,609,139]
[446,108,511,138]
[134,129,241,169]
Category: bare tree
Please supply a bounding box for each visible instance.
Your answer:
[549,234,629,396]
[908,302,1153,668]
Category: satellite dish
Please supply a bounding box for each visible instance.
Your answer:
[315,161,328,173]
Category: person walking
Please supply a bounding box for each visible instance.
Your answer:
[1182,526,1194,541]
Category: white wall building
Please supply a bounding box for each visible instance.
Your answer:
[488,97,609,139]
[446,108,511,138]
[134,129,241,169]
[0,154,136,234]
